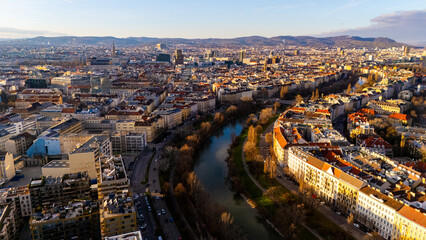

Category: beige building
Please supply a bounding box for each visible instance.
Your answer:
[394,205,426,240]
[0,152,15,181]
[68,135,111,179]
[41,160,70,177]
[100,193,137,238]
[5,132,35,156]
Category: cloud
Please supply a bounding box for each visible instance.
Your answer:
[318,0,370,19]
[318,10,426,44]
[0,26,63,38]
[258,3,305,11]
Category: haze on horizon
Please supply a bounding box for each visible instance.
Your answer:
[0,0,425,44]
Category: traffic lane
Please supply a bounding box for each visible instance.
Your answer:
[148,154,181,239]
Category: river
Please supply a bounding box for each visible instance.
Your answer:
[194,118,282,240]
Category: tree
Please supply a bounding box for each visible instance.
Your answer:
[310,90,315,101]
[280,86,288,99]
[200,122,211,135]
[265,132,273,146]
[295,94,303,104]
[243,141,257,160]
[347,83,352,94]
[175,182,186,196]
[247,125,257,144]
[214,112,225,123]
[347,213,354,224]
[225,105,238,116]
[259,108,274,124]
[273,102,281,113]
[363,232,382,240]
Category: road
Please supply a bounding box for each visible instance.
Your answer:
[259,122,366,240]
[129,138,181,240]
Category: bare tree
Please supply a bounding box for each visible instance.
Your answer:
[280,86,288,99]
[295,94,303,104]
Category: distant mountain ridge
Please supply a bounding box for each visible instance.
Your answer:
[0,35,413,48]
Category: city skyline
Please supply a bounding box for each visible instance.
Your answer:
[0,0,425,44]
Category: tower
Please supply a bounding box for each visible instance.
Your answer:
[175,49,184,65]
[112,41,117,57]
[239,50,246,63]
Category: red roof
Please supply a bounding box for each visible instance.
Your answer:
[388,113,410,121]
[362,136,392,148]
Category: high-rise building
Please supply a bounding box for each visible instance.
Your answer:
[238,50,246,63]
[156,53,171,62]
[204,50,216,59]
[156,43,166,50]
[175,49,184,64]
[404,46,410,56]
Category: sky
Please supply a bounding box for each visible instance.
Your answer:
[0,0,425,44]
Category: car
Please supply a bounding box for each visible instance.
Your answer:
[320,201,325,205]
[153,167,157,171]
[277,175,282,178]
[336,211,341,216]
[147,207,151,211]
[161,209,165,214]
[153,179,156,183]
[170,217,174,223]
[146,183,150,187]
[156,196,160,200]
[157,210,161,216]
[165,218,169,223]
[138,209,143,214]
[141,224,147,230]
[353,223,360,228]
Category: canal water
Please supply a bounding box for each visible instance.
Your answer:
[194,118,282,240]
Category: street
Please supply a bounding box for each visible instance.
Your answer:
[129,139,181,240]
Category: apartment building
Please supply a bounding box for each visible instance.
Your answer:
[29,172,91,210]
[96,155,129,199]
[30,200,100,240]
[110,132,146,154]
[0,152,15,181]
[99,193,137,238]
[5,132,35,156]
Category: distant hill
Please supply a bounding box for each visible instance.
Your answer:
[0,35,413,48]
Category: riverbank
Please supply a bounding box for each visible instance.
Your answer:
[168,105,269,239]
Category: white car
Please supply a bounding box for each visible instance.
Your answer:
[353,223,360,228]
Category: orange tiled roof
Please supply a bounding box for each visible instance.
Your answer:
[398,205,426,228]
[388,113,410,121]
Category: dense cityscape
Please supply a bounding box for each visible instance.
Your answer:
[0,1,426,240]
